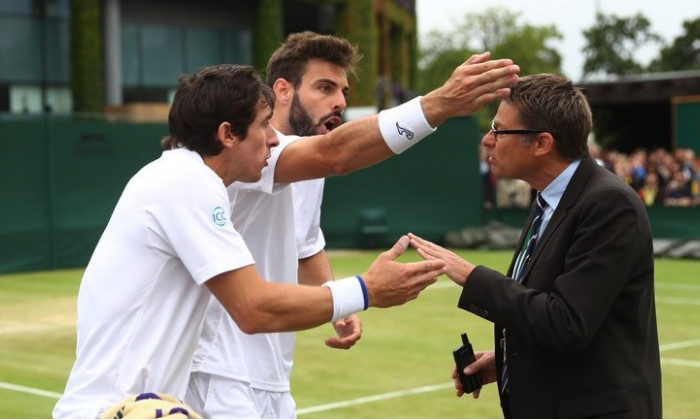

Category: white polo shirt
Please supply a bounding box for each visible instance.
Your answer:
[191,132,326,394]
[53,148,255,419]
[293,176,326,259]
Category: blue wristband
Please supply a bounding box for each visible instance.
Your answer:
[356,275,369,310]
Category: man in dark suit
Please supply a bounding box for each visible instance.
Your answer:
[409,74,662,418]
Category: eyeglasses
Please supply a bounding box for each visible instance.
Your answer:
[490,120,546,142]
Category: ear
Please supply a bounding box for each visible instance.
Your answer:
[272,78,294,104]
[217,122,239,149]
[533,132,555,157]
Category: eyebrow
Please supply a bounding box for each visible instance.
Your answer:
[313,78,339,87]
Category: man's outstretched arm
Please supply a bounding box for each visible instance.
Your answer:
[274,52,519,183]
[206,236,445,334]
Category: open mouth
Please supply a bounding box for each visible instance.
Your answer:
[322,115,342,132]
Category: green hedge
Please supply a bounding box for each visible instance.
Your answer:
[69,0,103,113]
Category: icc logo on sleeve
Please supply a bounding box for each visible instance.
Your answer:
[212,206,227,226]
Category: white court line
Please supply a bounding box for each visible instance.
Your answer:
[659,338,700,351]
[296,382,453,415]
[0,381,62,399]
[656,297,700,306]
[661,357,700,368]
[296,355,700,415]
[656,282,700,292]
[0,322,75,336]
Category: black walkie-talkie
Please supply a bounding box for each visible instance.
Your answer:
[452,332,482,394]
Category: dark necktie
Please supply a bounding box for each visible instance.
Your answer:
[501,192,546,393]
[512,192,547,283]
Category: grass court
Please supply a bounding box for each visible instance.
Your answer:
[0,249,698,418]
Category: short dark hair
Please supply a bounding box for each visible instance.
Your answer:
[266,31,361,87]
[161,64,274,156]
[507,74,592,160]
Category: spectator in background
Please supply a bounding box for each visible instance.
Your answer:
[692,157,700,205]
[598,146,700,207]
[657,151,677,189]
[629,148,648,191]
[608,150,634,186]
[638,172,663,206]
[676,148,696,180]
[664,169,693,206]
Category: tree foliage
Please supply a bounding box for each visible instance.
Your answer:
[336,0,377,106]
[417,7,562,128]
[493,25,563,77]
[581,12,663,80]
[648,17,700,72]
[252,0,284,81]
[418,8,562,92]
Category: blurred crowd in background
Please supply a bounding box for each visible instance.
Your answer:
[482,146,700,209]
[596,147,700,207]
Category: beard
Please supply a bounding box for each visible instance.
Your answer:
[288,93,343,136]
[288,94,318,136]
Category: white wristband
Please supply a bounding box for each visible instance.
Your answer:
[378,96,436,154]
[323,276,368,323]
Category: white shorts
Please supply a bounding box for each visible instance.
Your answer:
[252,387,297,419]
[185,371,259,418]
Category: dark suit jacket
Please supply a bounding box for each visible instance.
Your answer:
[459,157,662,418]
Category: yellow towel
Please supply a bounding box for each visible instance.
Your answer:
[99,392,202,419]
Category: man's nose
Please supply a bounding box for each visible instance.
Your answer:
[482,131,496,147]
[334,91,347,111]
[268,129,280,147]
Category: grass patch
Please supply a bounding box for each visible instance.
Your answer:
[0,252,698,418]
